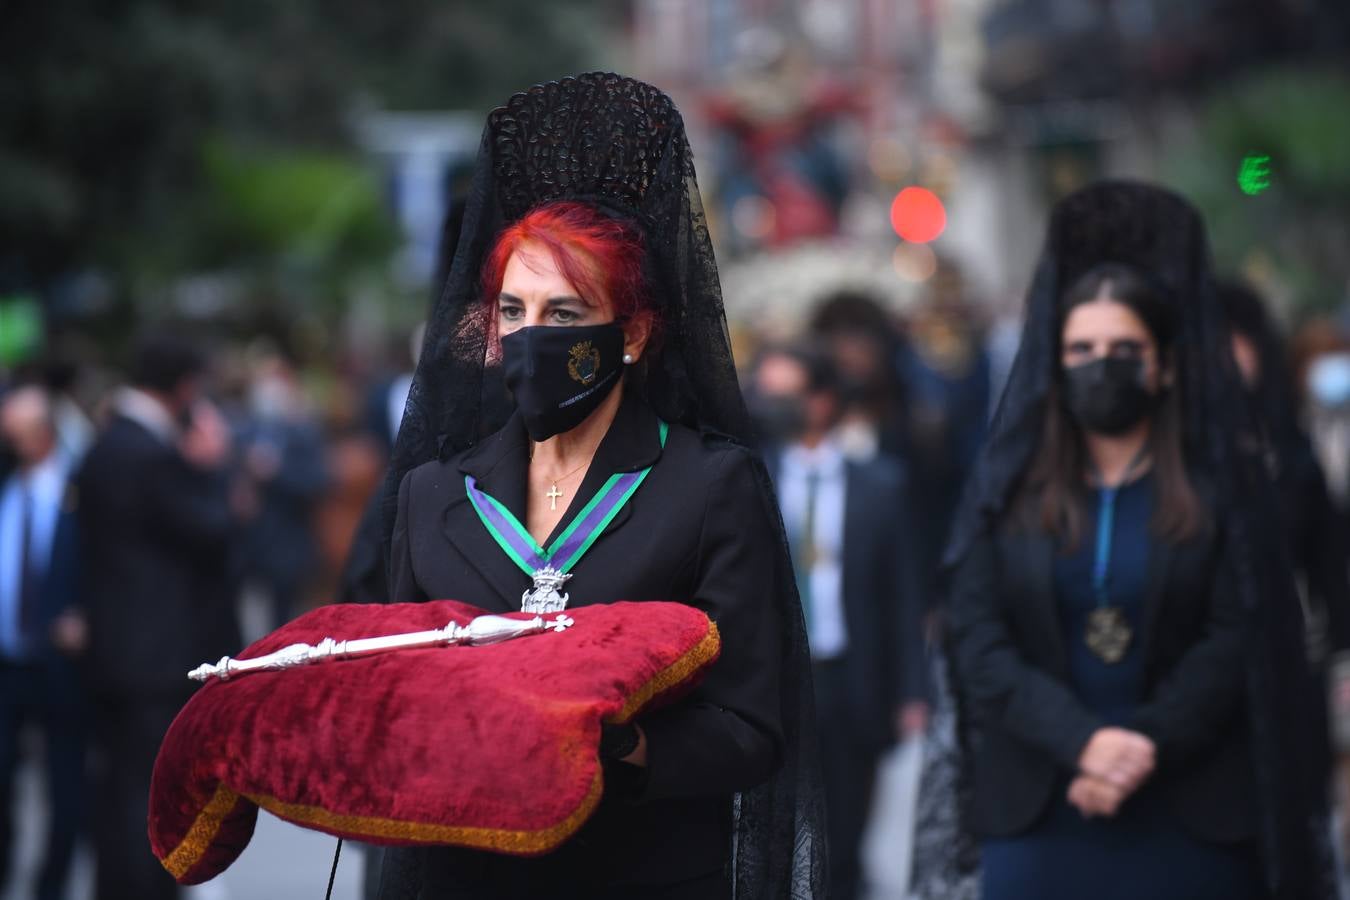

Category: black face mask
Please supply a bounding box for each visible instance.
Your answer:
[1062,357,1157,435]
[501,323,627,441]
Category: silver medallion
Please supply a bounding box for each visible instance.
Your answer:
[521,565,572,614]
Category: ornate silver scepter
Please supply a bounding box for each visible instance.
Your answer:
[188,613,574,683]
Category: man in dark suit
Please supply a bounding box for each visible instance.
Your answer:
[77,333,241,900]
[0,385,86,900]
[235,353,329,627]
[749,343,929,900]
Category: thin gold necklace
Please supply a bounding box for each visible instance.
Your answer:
[537,458,590,511]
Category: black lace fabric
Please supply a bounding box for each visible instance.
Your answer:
[907,650,979,900]
[375,72,825,899]
[935,181,1335,899]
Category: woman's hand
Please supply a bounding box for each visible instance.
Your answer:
[1070,728,1156,819]
[1067,775,1127,818]
[1078,727,1155,793]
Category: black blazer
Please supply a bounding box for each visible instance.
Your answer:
[76,415,241,697]
[388,392,784,887]
[946,499,1256,844]
[766,449,928,750]
[235,417,328,586]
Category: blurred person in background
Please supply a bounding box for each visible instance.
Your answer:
[1225,282,1350,860]
[340,325,424,618]
[807,290,913,463]
[986,292,1028,413]
[363,324,425,458]
[748,342,928,900]
[899,266,992,619]
[1301,337,1350,515]
[310,375,386,612]
[2,356,97,470]
[340,194,506,618]
[944,183,1330,900]
[39,356,96,467]
[77,331,241,900]
[234,350,329,627]
[0,385,86,900]
[1221,286,1350,658]
[364,190,469,459]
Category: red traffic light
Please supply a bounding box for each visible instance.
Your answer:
[889,186,946,244]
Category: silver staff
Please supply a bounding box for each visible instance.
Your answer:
[188,613,575,683]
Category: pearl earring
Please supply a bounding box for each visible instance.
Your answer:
[623,353,635,365]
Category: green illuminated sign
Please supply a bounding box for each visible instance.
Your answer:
[1238,154,1272,196]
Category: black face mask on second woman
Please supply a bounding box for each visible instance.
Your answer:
[1062,356,1158,436]
[501,323,627,441]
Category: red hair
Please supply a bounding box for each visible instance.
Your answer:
[481,201,653,337]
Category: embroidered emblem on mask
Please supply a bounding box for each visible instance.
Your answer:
[567,341,600,385]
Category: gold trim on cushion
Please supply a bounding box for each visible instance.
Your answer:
[161,782,241,879]
[612,620,721,724]
[247,767,605,855]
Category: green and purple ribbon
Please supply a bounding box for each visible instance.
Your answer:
[465,421,668,578]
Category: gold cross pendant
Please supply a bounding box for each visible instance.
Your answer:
[546,484,564,511]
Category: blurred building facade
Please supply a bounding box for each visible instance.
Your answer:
[626,0,1350,321]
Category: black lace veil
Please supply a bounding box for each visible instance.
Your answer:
[943,181,1332,898]
[1217,280,1306,451]
[378,72,824,899]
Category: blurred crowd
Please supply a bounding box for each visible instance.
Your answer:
[736,276,1350,899]
[2,261,1350,898]
[0,326,421,898]
[2,0,1347,894]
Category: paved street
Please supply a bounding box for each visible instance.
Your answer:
[863,738,922,900]
[2,732,923,900]
[2,746,364,900]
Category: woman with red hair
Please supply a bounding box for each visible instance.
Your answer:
[383,74,818,898]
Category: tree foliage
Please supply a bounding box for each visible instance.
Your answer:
[0,1,617,296]
[1165,66,1350,316]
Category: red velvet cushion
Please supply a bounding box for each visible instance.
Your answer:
[150,600,720,885]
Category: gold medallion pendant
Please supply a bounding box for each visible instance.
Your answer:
[1085,606,1132,664]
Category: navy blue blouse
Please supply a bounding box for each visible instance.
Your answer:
[1052,474,1153,724]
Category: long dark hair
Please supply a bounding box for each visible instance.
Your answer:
[1018,262,1206,549]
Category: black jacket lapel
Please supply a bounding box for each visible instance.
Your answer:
[439,494,528,611]
[446,413,534,610]
[1136,539,1175,670]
